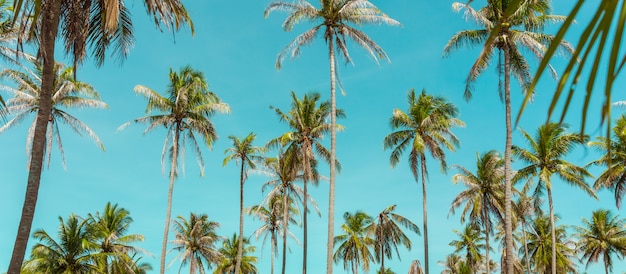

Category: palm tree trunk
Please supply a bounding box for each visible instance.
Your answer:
[160,125,180,274]
[420,155,429,274]
[547,185,556,274]
[7,1,61,273]
[282,188,289,274]
[503,42,514,274]
[484,215,490,274]
[326,36,337,274]
[522,220,531,273]
[303,177,309,274]
[235,161,245,274]
[271,232,276,274]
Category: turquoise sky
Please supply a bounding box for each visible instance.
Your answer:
[1,0,624,273]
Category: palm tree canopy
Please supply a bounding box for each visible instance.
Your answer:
[0,59,107,169]
[368,205,420,262]
[169,213,223,274]
[213,233,258,274]
[333,211,376,273]
[224,132,265,179]
[575,209,626,273]
[588,115,626,208]
[524,214,578,273]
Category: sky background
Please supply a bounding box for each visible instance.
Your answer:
[1,0,625,273]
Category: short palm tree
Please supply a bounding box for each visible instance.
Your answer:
[22,214,99,273]
[264,1,399,272]
[450,150,506,274]
[86,202,145,273]
[333,211,376,274]
[268,91,341,272]
[513,122,595,273]
[574,209,626,274]
[524,214,577,273]
[444,2,573,271]
[449,224,485,272]
[368,204,420,274]
[0,60,107,169]
[169,213,223,274]
[439,254,471,274]
[384,88,463,273]
[213,233,258,274]
[224,132,264,274]
[118,66,229,273]
[588,115,626,208]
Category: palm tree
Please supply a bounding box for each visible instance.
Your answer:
[514,187,542,273]
[224,132,264,274]
[524,215,577,273]
[8,0,193,270]
[22,214,99,273]
[86,202,145,273]
[248,194,298,274]
[264,2,399,272]
[384,88,463,273]
[118,66,229,273]
[574,209,626,274]
[439,254,471,274]
[213,233,259,274]
[449,224,485,272]
[259,154,304,274]
[368,205,420,274]
[333,211,376,274]
[268,90,342,273]
[450,150,506,274]
[588,115,626,208]
[408,260,424,274]
[0,60,107,169]
[169,213,223,274]
[513,122,595,273]
[444,2,573,272]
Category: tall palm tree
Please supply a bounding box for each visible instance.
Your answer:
[22,214,99,273]
[118,66,229,274]
[574,209,626,274]
[368,205,420,274]
[224,132,264,274]
[264,2,399,272]
[169,213,223,274]
[450,150,506,274]
[524,215,577,273]
[213,233,259,274]
[248,194,298,274]
[259,154,304,274]
[444,2,573,272]
[384,88,463,273]
[86,202,145,273]
[8,1,193,271]
[513,122,595,273]
[268,91,340,273]
[0,60,107,169]
[449,224,485,272]
[588,115,626,208]
[333,211,376,274]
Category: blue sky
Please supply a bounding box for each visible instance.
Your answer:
[1,0,624,273]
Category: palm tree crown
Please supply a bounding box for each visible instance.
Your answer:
[333,211,376,274]
[588,115,626,208]
[170,213,223,274]
[575,209,626,274]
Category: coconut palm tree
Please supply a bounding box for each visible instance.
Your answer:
[513,122,595,273]
[450,150,506,274]
[169,213,223,274]
[384,88,463,272]
[449,224,485,272]
[22,214,99,273]
[524,215,577,273]
[588,115,626,208]
[224,132,264,274]
[0,60,107,169]
[248,194,298,274]
[259,154,304,274]
[514,187,542,273]
[444,2,574,271]
[333,211,376,274]
[86,202,145,273]
[574,209,626,274]
[368,205,420,274]
[213,233,259,274]
[439,254,471,274]
[118,66,229,273]
[268,91,342,272]
[264,2,399,272]
[8,1,193,271]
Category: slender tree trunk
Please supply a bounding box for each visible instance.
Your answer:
[485,215,490,274]
[302,140,311,274]
[420,155,429,274]
[380,240,385,274]
[522,220,531,273]
[547,185,556,274]
[326,37,337,274]
[282,188,289,274]
[503,43,514,274]
[271,232,276,274]
[8,1,61,273]
[235,160,246,274]
[160,125,180,274]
